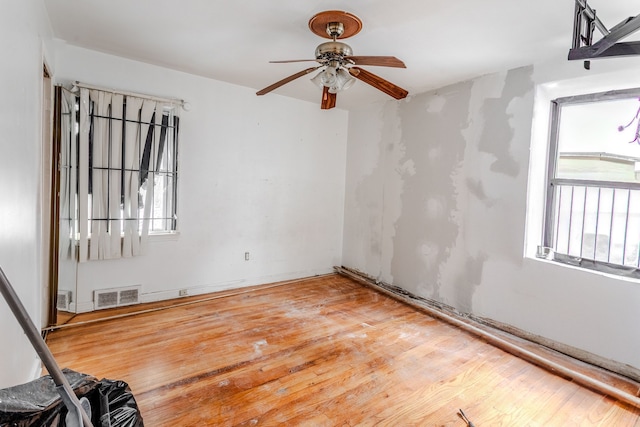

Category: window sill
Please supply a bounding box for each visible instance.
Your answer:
[148,231,180,242]
[79,231,180,243]
[530,250,640,282]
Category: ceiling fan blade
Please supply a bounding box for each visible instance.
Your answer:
[345,56,406,68]
[321,86,337,109]
[269,59,319,64]
[348,67,408,100]
[256,66,321,96]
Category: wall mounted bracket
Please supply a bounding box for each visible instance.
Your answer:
[569,0,640,69]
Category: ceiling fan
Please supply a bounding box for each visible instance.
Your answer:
[256,10,409,109]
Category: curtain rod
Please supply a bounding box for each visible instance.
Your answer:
[72,81,188,109]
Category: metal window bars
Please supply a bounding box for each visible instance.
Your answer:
[83,102,179,235]
[549,181,640,271]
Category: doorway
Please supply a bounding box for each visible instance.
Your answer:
[41,65,54,328]
[47,85,80,327]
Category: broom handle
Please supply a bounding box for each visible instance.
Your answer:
[0,267,93,427]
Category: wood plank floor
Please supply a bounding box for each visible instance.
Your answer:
[46,274,640,426]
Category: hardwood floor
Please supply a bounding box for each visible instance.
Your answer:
[46,274,640,426]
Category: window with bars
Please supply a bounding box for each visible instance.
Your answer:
[59,85,181,262]
[84,99,179,232]
[542,88,640,277]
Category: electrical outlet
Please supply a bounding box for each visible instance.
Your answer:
[179,289,188,296]
[245,252,250,261]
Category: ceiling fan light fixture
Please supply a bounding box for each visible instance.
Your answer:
[310,71,324,88]
[310,66,337,88]
[320,66,338,87]
[311,66,356,93]
[335,68,356,91]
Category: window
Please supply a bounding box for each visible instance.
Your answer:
[60,85,181,261]
[541,88,640,276]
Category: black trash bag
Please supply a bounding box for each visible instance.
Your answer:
[0,369,143,427]
[0,369,99,427]
[96,379,143,427]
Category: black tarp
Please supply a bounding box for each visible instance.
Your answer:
[0,369,143,427]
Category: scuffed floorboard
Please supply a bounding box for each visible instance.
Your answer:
[47,274,640,426]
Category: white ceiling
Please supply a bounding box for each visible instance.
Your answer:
[43,0,639,110]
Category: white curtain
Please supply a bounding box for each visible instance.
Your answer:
[122,96,156,258]
[109,94,124,259]
[58,89,76,263]
[77,88,172,262]
[89,90,112,260]
[140,102,171,253]
[78,89,90,262]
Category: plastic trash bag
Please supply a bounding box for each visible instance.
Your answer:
[0,369,143,427]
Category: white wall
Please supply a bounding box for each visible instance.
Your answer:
[0,0,54,388]
[6,0,638,389]
[53,43,348,309]
[343,54,640,371]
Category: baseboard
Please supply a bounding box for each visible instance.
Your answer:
[335,265,640,383]
[71,301,95,313]
[141,280,245,303]
[477,317,640,383]
[62,267,334,307]
[29,355,42,381]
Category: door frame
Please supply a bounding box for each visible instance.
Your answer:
[44,75,61,328]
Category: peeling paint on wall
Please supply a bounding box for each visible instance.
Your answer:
[441,67,534,309]
[465,178,495,207]
[344,62,640,371]
[389,82,473,299]
[478,67,534,177]
[452,251,488,312]
[462,66,534,268]
[379,102,405,284]
[343,106,387,278]
[347,66,535,312]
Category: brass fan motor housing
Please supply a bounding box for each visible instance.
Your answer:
[315,41,353,61]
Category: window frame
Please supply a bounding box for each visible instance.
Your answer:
[82,99,181,236]
[541,87,640,278]
[62,86,182,262]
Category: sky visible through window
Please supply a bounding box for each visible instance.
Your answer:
[559,97,640,157]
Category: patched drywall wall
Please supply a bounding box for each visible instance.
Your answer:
[345,67,533,310]
[391,68,533,312]
[390,81,475,305]
[342,106,386,277]
[343,62,640,370]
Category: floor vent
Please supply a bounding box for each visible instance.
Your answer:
[94,286,141,310]
[57,290,72,311]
